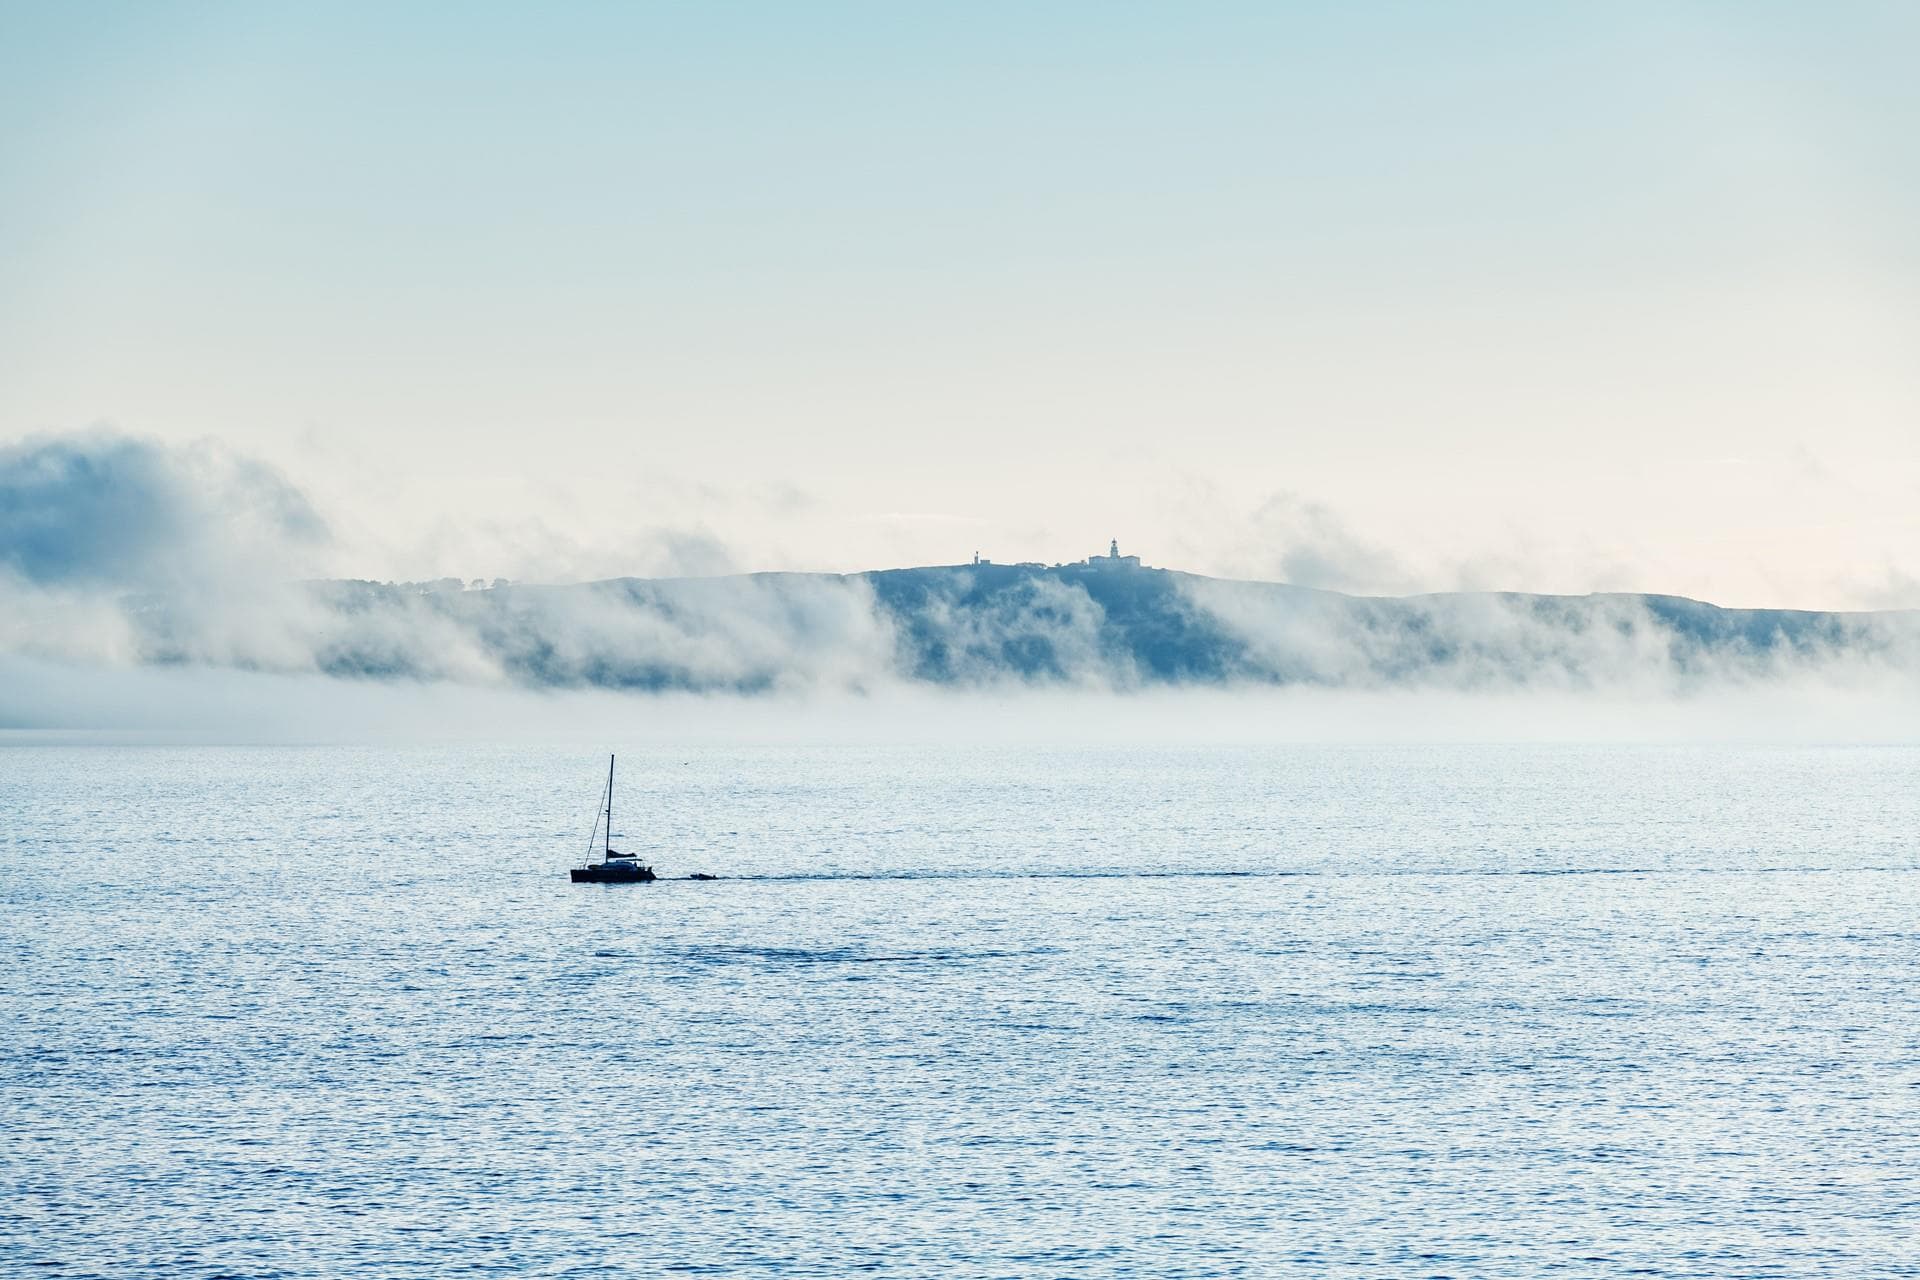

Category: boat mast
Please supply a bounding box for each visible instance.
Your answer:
[605,754,615,858]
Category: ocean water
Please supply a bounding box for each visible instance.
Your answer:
[3,741,1919,1277]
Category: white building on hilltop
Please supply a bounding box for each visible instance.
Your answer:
[1085,538,1141,570]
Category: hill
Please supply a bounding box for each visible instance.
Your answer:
[116,562,1919,692]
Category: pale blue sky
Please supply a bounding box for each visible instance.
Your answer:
[4,2,1919,604]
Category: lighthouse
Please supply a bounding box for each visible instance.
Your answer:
[1086,538,1141,571]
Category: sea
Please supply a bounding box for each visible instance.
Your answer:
[3,740,1918,1278]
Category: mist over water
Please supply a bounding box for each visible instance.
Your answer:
[7,659,1920,748]
[4,741,1917,1277]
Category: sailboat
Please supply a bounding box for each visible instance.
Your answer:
[569,755,658,883]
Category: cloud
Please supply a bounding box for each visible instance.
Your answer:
[1852,567,1920,612]
[1174,576,1920,695]
[8,656,1920,745]
[465,575,898,693]
[404,514,740,585]
[1209,492,1421,595]
[886,571,1137,687]
[0,430,904,691]
[0,430,334,667]
[0,429,329,589]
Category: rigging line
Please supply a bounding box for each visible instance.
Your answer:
[584,768,609,863]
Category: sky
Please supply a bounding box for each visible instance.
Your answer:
[4,1,1919,608]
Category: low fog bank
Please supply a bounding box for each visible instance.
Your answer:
[7,566,1920,701]
[5,656,1920,744]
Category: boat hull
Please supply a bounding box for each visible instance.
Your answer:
[570,864,657,883]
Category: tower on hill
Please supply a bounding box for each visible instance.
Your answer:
[1086,539,1141,570]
